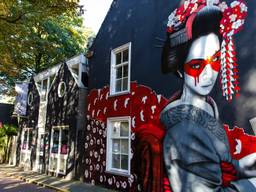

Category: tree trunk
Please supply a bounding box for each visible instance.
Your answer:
[35,52,42,73]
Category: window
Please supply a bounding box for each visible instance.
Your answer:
[49,126,69,175]
[41,79,48,101]
[22,128,32,150]
[37,74,56,102]
[110,43,131,95]
[51,129,60,153]
[106,117,131,175]
[39,134,45,156]
[57,81,66,98]
[27,92,33,106]
[60,129,68,154]
[20,128,33,165]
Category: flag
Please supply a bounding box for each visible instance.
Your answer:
[14,83,29,116]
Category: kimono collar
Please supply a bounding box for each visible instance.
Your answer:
[161,104,227,143]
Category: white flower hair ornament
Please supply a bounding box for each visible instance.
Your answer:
[167,0,248,101]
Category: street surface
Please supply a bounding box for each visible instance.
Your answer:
[0,171,54,192]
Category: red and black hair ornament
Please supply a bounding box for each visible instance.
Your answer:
[167,0,248,101]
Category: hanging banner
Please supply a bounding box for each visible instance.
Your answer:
[14,83,29,116]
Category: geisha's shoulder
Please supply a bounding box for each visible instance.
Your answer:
[161,99,182,115]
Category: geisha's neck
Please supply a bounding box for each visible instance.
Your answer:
[180,85,214,116]
[164,86,215,117]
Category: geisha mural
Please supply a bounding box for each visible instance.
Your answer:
[85,0,256,191]
[161,0,256,191]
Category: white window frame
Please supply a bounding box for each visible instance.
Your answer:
[106,116,131,176]
[110,42,131,96]
[20,128,33,165]
[49,126,69,175]
[21,128,33,151]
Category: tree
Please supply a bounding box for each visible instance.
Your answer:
[0,0,94,95]
[0,124,17,163]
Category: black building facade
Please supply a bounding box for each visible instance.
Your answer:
[89,0,256,132]
[85,0,256,191]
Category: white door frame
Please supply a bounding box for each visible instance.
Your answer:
[48,126,69,175]
[20,128,33,169]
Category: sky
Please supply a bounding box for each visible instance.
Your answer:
[79,0,113,33]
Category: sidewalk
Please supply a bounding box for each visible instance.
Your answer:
[0,164,114,192]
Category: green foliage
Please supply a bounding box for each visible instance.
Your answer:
[0,124,17,163]
[0,136,6,162]
[0,0,94,95]
[0,124,17,137]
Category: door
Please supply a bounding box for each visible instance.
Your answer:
[49,127,69,175]
[20,128,32,170]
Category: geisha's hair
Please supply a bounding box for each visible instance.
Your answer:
[161,6,222,78]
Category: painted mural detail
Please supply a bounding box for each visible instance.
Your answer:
[166,0,247,101]
[161,0,256,191]
[85,82,256,191]
[85,82,169,191]
[224,125,256,160]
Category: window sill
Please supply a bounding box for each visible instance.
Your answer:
[105,169,130,177]
[109,90,130,98]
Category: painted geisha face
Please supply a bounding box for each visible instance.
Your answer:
[184,33,221,96]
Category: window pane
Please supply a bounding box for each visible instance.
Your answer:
[116,67,122,79]
[52,130,59,154]
[116,52,121,65]
[123,65,128,77]
[122,78,128,91]
[120,122,129,136]
[121,139,128,154]
[115,79,122,92]
[112,154,120,169]
[112,139,120,153]
[60,129,68,154]
[39,134,44,155]
[45,133,49,151]
[22,130,28,150]
[121,155,128,170]
[123,49,129,62]
[112,122,120,137]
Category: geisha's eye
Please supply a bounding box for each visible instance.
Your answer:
[211,51,221,62]
[191,64,200,69]
[212,56,220,62]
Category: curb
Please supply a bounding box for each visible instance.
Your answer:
[1,170,69,192]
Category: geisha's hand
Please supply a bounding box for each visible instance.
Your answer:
[239,153,256,177]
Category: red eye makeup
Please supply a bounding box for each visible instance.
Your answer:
[184,51,221,85]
